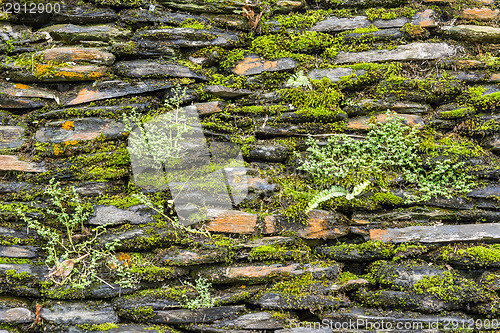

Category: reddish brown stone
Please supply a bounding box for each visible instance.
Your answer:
[263,210,349,239]
[348,113,424,131]
[412,9,438,28]
[185,101,226,116]
[490,73,500,81]
[462,8,499,20]
[232,55,297,76]
[0,155,46,172]
[204,210,258,234]
[37,47,116,65]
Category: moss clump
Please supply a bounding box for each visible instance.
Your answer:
[280,78,345,123]
[463,86,500,111]
[400,23,429,39]
[365,6,416,20]
[439,244,500,267]
[412,271,492,303]
[439,106,474,119]
[77,323,119,331]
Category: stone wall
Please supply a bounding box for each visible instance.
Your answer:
[0,0,500,331]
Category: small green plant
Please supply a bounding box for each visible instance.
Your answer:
[306,181,370,213]
[298,112,475,207]
[15,179,130,289]
[286,70,312,89]
[183,277,215,310]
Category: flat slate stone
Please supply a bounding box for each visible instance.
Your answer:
[0,245,36,258]
[370,223,500,243]
[114,60,207,80]
[88,205,153,226]
[449,24,500,42]
[488,133,500,154]
[201,262,341,284]
[158,0,301,14]
[0,308,34,324]
[150,306,245,324]
[204,210,258,234]
[462,8,499,21]
[133,28,242,48]
[343,28,403,42]
[309,16,370,33]
[37,47,115,65]
[40,301,117,325]
[372,17,409,28]
[0,127,25,149]
[52,5,118,24]
[205,85,252,99]
[64,80,172,106]
[412,9,438,28]
[35,118,125,143]
[232,55,297,76]
[0,155,46,172]
[119,8,209,26]
[264,210,349,239]
[308,68,366,83]
[219,312,284,330]
[40,24,132,43]
[12,65,110,83]
[0,82,58,108]
[183,101,226,116]
[333,42,456,64]
[348,113,424,130]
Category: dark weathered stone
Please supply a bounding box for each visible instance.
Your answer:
[448,24,500,42]
[264,210,350,239]
[205,85,252,99]
[35,118,125,143]
[114,60,207,80]
[412,9,438,28]
[162,246,227,266]
[355,289,455,313]
[488,133,500,154]
[321,307,474,329]
[200,262,341,284]
[248,145,288,163]
[370,223,500,243]
[157,0,302,14]
[40,24,132,43]
[218,312,284,330]
[88,205,153,226]
[372,17,409,28]
[7,64,110,83]
[37,47,115,65]
[308,68,366,83]
[232,55,297,76]
[254,292,349,310]
[309,16,370,33]
[64,80,172,106]
[0,82,57,108]
[110,41,178,58]
[343,28,403,42]
[37,103,152,119]
[0,307,34,324]
[334,43,456,64]
[52,5,118,24]
[352,207,500,226]
[150,306,245,324]
[119,8,209,27]
[183,101,226,116]
[0,127,25,150]
[133,28,242,48]
[40,301,117,325]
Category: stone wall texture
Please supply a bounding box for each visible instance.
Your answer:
[0,0,499,332]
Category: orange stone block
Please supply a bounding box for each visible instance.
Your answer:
[205,210,258,234]
[462,8,499,20]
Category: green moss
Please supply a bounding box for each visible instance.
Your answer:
[440,107,473,119]
[440,244,500,267]
[413,271,491,303]
[365,6,416,20]
[337,271,359,283]
[400,23,429,39]
[77,323,119,331]
[4,269,32,281]
[464,86,500,111]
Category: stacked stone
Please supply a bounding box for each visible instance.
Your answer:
[0,0,499,331]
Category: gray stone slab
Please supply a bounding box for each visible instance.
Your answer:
[333,42,456,64]
[370,223,500,243]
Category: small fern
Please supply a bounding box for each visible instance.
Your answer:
[286,70,312,89]
[306,181,370,213]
